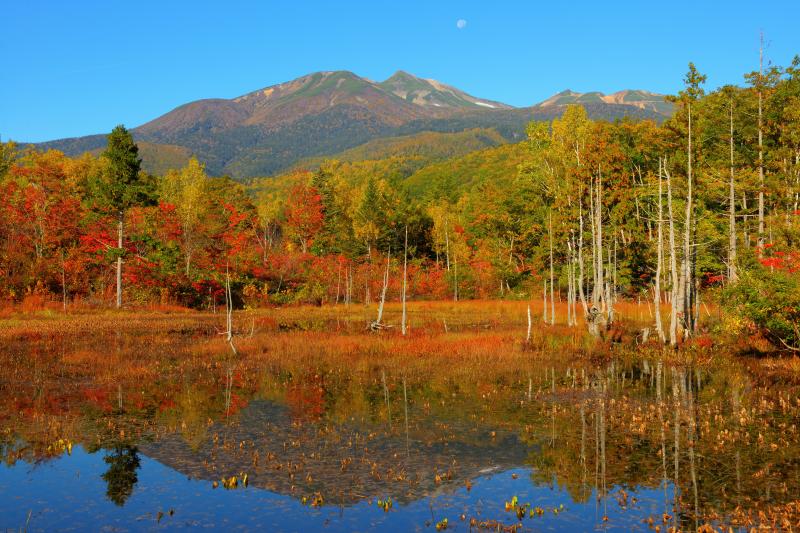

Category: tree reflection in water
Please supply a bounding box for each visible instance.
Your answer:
[101,445,141,506]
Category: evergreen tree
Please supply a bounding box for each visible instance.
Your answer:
[90,125,150,307]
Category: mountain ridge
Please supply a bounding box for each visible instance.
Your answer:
[33,70,671,178]
[535,88,672,115]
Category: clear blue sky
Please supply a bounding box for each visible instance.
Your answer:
[2,0,798,142]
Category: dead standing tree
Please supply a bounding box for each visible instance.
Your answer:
[654,158,666,343]
[370,248,393,331]
[665,161,680,347]
[401,226,408,336]
[221,263,238,356]
[586,166,613,337]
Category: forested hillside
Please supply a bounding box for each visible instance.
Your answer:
[3,57,799,348]
[33,70,669,178]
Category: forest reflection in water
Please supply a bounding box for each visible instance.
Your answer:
[1,312,798,531]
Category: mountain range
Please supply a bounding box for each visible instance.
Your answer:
[35,70,672,179]
[536,89,674,116]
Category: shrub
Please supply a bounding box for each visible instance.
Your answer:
[723,267,800,352]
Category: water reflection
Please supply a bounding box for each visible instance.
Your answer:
[102,445,141,506]
[1,325,799,530]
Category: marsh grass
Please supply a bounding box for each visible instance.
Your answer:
[1,299,798,530]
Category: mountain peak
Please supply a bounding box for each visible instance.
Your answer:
[536,88,672,115]
[385,70,418,81]
[35,70,667,180]
[379,71,512,110]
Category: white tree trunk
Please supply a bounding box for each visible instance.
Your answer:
[757,33,766,247]
[549,211,555,326]
[729,99,738,282]
[376,249,390,325]
[116,213,123,309]
[683,103,695,339]
[577,201,589,316]
[402,227,408,336]
[665,162,679,347]
[655,158,666,343]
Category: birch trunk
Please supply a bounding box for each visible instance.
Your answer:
[655,159,666,343]
[116,212,123,309]
[683,102,695,340]
[757,33,766,247]
[589,177,599,308]
[596,169,605,314]
[577,200,589,316]
[665,162,679,347]
[549,211,555,326]
[401,226,408,336]
[526,304,532,343]
[452,249,458,302]
[567,239,574,326]
[375,249,390,325]
[444,221,450,271]
[225,264,237,356]
[729,99,738,282]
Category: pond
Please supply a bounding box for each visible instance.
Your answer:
[1,310,798,531]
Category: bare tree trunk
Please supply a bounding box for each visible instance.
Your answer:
[757,33,766,247]
[683,102,695,340]
[665,161,679,347]
[596,169,605,314]
[225,264,237,356]
[116,212,123,309]
[375,249,390,326]
[567,239,574,326]
[655,159,666,343]
[549,211,555,326]
[577,200,589,316]
[589,176,599,308]
[444,220,450,271]
[607,247,613,316]
[586,170,607,336]
[526,303,532,343]
[729,99,738,282]
[453,246,458,302]
[402,226,408,336]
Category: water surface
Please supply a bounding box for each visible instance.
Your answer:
[1,315,798,531]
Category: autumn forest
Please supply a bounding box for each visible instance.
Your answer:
[2,60,800,350]
[2,25,800,531]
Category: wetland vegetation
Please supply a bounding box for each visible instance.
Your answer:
[1,23,799,532]
[1,302,799,531]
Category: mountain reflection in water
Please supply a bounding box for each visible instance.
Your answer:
[1,320,799,531]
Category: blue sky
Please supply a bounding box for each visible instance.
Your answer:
[2,0,798,142]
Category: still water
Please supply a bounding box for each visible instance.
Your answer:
[1,318,797,531]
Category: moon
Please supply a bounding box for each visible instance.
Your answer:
[456,19,467,30]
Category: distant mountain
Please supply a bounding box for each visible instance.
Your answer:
[379,71,512,110]
[536,89,673,116]
[34,72,671,179]
[293,128,509,169]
